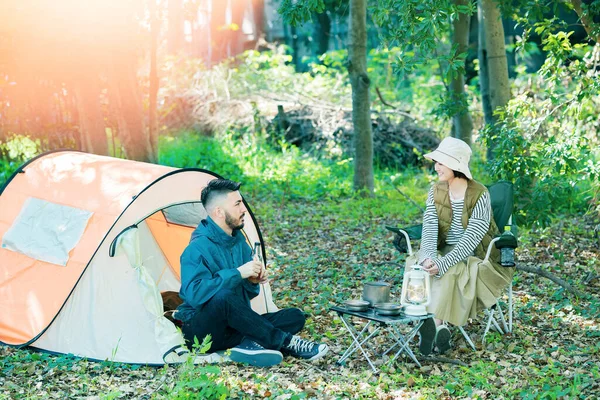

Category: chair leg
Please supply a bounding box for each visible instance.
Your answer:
[458,325,476,351]
[495,301,509,334]
[482,308,496,344]
[508,281,513,333]
[491,315,504,334]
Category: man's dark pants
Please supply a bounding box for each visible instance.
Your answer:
[181,289,306,352]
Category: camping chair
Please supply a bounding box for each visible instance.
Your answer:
[386,181,517,350]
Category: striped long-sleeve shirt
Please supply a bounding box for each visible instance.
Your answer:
[418,186,491,276]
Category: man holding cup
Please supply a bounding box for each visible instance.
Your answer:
[174,179,328,367]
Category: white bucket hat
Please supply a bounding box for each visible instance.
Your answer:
[424,137,473,180]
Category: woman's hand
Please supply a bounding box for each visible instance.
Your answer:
[421,258,439,276]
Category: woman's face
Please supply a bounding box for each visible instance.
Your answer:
[434,162,455,182]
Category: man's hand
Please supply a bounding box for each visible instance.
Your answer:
[258,264,269,283]
[248,263,269,284]
[238,260,262,279]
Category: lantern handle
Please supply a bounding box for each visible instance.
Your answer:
[397,229,414,257]
[483,237,501,262]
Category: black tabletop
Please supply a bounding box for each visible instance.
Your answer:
[330,305,433,324]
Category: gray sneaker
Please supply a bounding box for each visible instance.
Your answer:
[229,338,283,367]
[281,335,328,361]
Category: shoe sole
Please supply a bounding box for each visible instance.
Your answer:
[435,327,452,354]
[229,348,283,367]
[419,318,436,356]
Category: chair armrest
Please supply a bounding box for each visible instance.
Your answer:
[386,225,423,240]
[386,225,422,257]
[483,237,501,263]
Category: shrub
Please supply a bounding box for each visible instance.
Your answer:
[481,41,600,227]
[0,134,40,188]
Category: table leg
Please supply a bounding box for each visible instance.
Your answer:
[387,321,423,367]
[336,313,381,373]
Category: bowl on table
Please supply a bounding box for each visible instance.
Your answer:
[373,302,403,316]
[344,299,370,312]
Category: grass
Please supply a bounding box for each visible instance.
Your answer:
[1,130,600,399]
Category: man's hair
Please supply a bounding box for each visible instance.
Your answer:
[452,170,470,181]
[201,179,242,212]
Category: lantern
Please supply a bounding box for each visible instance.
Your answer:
[400,265,431,316]
[496,229,517,267]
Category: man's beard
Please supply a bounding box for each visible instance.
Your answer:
[225,211,244,231]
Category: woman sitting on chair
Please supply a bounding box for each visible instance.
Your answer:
[411,137,514,354]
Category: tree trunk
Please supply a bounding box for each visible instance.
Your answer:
[109,56,155,163]
[570,0,599,43]
[252,0,265,39]
[168,0,184,54]
[480,0,511,160]
[503,18,517,78]
[290,23,301,71]
[314,11,331,56]
[73,75,108,155]
[348,0,374,194]
[477,1,493,127]
[230,0,246,57]
[210,0,228,64]
[480,0,510,113]
[450,0,474,145]
[149,0,159,159]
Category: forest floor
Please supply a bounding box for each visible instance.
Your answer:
[1,196,599,399]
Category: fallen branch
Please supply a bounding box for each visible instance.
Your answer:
[516,264,588,298]
[417,355,468,367]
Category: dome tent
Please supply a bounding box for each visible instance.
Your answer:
[0,151,276,364]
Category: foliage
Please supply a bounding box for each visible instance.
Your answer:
[315,47,449,127]
[371,0,473,80]
[480,41,600,227]
[2,124,600,398]
[0,0,151,159]
[278,0,475,128]
[0,134,40,189]
[159,335,228,399]
[2,186,599,398]
[278,0,327,26]
[160,130,356,201]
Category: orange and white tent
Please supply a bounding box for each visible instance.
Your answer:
[0,151,276,364]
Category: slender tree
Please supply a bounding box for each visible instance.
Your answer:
[480,0,510,114]
[570,0,600,43]
[168,0,184,54]
[479,0,511,158]
[278,0,372,194]
[478,2,493,127]
[72,72,109,155]
[450,0,474,145]
[348,0,374,194]
[252,0,266,39]
[314,11,332,55]
[149,0,160,159]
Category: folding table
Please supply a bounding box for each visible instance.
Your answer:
[330,305,433,373]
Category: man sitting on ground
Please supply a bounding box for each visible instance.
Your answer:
[175,179,328,367]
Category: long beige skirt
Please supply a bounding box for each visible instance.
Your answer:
[406,247,514,327]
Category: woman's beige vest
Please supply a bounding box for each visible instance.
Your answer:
[433,180,500,264]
